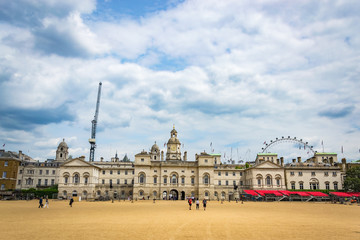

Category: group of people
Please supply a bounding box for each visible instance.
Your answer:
[38,197,49,208]
[188,198,207,210]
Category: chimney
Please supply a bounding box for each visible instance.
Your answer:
[329,157,334,165]
[184,151,187,161]
[297,157,301,163]
[280,157,284,166]
[341,158,346,171]
[79,156,85,161]
[276,159,280,165]
[100,157,104,162]
[292,159,296,163]
[161,151,164,161]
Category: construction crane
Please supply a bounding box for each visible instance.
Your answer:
[89,82,102,162]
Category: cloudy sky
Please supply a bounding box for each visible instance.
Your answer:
[0,0,359,163]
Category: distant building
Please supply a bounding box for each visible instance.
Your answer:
[0,150,21,190]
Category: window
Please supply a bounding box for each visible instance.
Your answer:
[4,161,8,166]
[218,172,221,176]
[299,182,304,190]
[38,179,41,185]
[84,177,88,185]
[141,158,144,162]
[191,177,195,185]
[172,174,177,184]
[118,170,120,175]
[233,172,235,176]
[110,170,113,175]
[45,179,48,186]
[39,170,42,175]
[334,182,338,190]
[102,179,105,184]
[218,180,221,185]
[164,177,167,184]
[240,172,242,176]
[205,191,209,197]
[64,177,68,184]
[266,176,272,186]
[51,179,55,185]
[325,182,330,190]
[205,159,208,163]
[110,179,113,186]
[310,182,319,190]
[139,173,145,184]
[73,174,80,184]
[240,181,243,186]
[191,171,194,173]
[2,171,7,178]
[154,170,157,173]
[19,170,23,174]
[233,180,236,186]
[181,177,185,184]
[52,170,55,175]
[18,180,21,185]
[102,170,105,175]
[332,172,337,177]
[324,172,329,176]
[117,179,120,184]
[46,170,49,175]
[291,182,295,190]
[0,184,4,190]
[125,170,128,175]
[225,172,228,176]
[125,179,127,184]
[132,179,134,184]
[132,170,135,175]
[154,177,157,184]
[257,179,261,186]
[311,172,316,176]
[276,179,280,186]
[164,170,167,173]
[226,180,229,186]
[203,175,209,184]
[290,172,294,176]
[298,172,303,176]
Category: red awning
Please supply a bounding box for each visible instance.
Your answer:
[278,190,291,196]
[256,190,283,196]
[289,192,311,197]
[330,192,352,197]
[346,192,360,197]
[243,190,259,196]
[307,192,328,197]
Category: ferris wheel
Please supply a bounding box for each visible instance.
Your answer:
[261,136,315,156]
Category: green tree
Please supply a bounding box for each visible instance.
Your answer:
[344,166,360,192]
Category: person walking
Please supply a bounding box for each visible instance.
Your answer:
[188,197,192,210]
[38,197,43,208]
[196,198,200,210]
[203,198,207,211]
[69,197,74,207]
[44,198,49,208]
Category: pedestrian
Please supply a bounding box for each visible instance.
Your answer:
[38,197,43,208]
[196,198,199,210]
[188,197,192,210]
[69,197,74,207]
[203,198,207,211]
[44,198,49,208]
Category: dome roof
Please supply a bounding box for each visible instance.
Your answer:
[167,138,180,144]
[58,139,68,148]
[151,142,160,153]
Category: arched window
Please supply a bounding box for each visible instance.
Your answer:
[309,178,319,190]
[73,173,80,184]
[204,191,209,197]
[172,174,177,184]
[139,190,144,196]
[63,190,67,197]
[153,191,157,197]
[203,174,209,185]
[266,175,272,186]
[139,173,145,184]
[82,191,87,197]
[97,190,101,196]
[256,174,263,187]
[60,153,63,158]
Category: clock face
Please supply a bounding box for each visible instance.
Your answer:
[170,145,176,151]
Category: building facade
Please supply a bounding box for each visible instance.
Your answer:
[0,150,21,190]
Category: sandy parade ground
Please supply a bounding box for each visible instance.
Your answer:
[0,200,359,240]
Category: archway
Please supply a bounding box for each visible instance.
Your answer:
[72,190,77,197]
[181,191,185,200]
[162,191,167,200]
[170,189,179,200]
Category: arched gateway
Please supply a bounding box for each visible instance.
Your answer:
[170,189,178,200]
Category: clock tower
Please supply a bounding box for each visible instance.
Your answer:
[166,126,181,161]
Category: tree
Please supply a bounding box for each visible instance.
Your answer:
[344,166,360,192]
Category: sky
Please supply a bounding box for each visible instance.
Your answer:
[0,0,359,163]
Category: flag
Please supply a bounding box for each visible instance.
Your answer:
[304,144,305,150]
[2,143,4,147]
[341,146,343,153]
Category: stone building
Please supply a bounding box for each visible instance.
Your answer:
[16,139,69,190]
[0,150,21,190]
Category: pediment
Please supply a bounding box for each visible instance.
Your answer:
[62,158,97,168]
[253,161,283,169]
